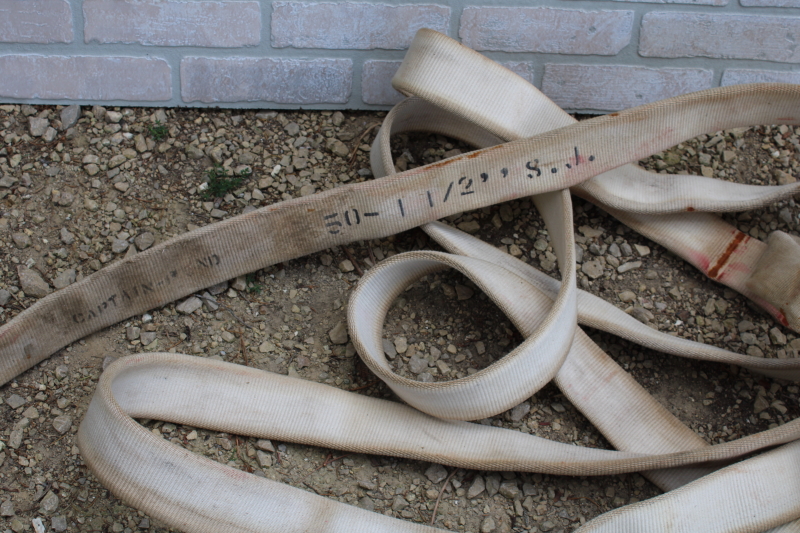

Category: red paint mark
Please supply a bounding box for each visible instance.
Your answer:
[609,112,620,117]
[686,206,695,212]
[776,118,795,122]
[0,325,22,348]
[685,250,710,272]
[777,309,789,327]
[306,208,315,213]
[708,232,749,280]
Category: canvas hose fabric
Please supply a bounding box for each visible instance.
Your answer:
[1,29,800,532]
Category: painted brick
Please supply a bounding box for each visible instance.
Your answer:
[361,60,535,106]
[640,12,800,63]
[84,0,261,47]
[0,56,171,101]
[181,57,352,104]
[590,0,727,4]
[741,0,800,6]
[271,2,450,50]
[722,69,800,86]
[362,61,405,106]
[0,0,73,43]
[459,7,633,55]
[542,64,713,111]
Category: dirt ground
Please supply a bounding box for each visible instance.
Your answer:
[0,103,798,533]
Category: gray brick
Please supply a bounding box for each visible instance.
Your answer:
[459,6,633,55]
[589,0,727,4]
[640,12,800,63]
[181,57,352,104]
[271,2,450,50]
[0,0,73,43]
[542,64,713,111]
[741,0,800,6]
[84,0,260,47]
[722,69,800,86]
[362,61,404,106]
[0,56,171,101]
[361,60,535,107]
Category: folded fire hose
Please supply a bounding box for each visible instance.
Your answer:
[1,29,800,532]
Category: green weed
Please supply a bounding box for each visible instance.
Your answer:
[202,165,251,200]
[148,120,168,141]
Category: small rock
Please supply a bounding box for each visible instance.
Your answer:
[6,394,26,409]
[108,154,126,168]
[634,244,650,256]
[774,169,797,185]
[29,117,49,137]
[754,394,770,414]
[579,225,604,239]
[51,515,68,532]
[738,320,755,332]
[11,232,30,248]
[581,260,604,279]
[0,289,10,306]
[256,450,272,468]
[18,267,52,298]
[741,332,758,345]
[185,144,204,159]
[485,474,501,496]
[457,220,481,234]
[59,227,75,245]
[326,138,349,157]
[139,331,155,347]
[382,338,397,360]
[480,516,496,533]
[617,261,642,274]
[255,439,275,452]
[105,110,123,123]
[284,122,300,136]
[617,290,637,303]
[231,276,247,291]
[0,499,14,516]
[134,232,155,251]
[540,520,556,532]
[111,238,129,254]
[60,105,81,130]
[43,127,58,142]
[40,491,59,513]
[468,475,485,498]
[498,480,520,499]
[392,496,410,511]
[328,322,348,345]
[509,402,530,422]
[394,336,408,354]
[52,269,76,290]
[409,355,429,374]
[455,284,473,300]
[255,340,275,354]
[338,259,354,272]
[629,306,654,324]
[126,326,141,341]
[769,327,787,345]
[176,296,202,314]
[425,463,448,484]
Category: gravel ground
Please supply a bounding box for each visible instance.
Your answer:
[0,103,798,533]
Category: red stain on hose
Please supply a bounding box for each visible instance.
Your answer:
[777,309,789,327]
[707,232,749,279]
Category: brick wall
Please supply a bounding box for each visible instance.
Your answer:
[0,0,798,112]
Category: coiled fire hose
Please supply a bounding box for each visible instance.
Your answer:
[1,29,799,532]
